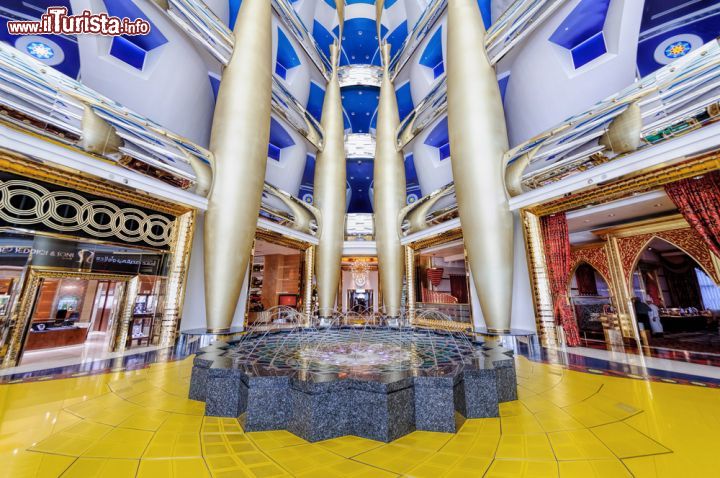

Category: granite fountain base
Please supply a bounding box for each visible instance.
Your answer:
[189,327,517,443]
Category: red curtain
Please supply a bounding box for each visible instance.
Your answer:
[541,213,581,346]
[665,171,720,257]
[450,274,469,303]
[575,264,598,296]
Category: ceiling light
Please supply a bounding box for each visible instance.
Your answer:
[583,219,591,223]
[607,213,615,217]
[653,203,663,207]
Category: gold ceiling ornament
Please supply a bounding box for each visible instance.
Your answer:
[80,105,124,158]
[408,228,464,252]
[447,0,514,333]
[598,102,643,155]
[530,151,720,216]
[254,227,313,252]
[0,150,189,216]
[313,43,346,318]
[203,0,273,332]
[374,43,406,318]
[0,179,174,247]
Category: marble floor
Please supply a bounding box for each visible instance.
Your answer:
[1,353,719,477]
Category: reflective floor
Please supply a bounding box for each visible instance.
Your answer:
[1,354,719,477]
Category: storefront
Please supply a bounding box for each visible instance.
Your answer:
[0,152,195,368]
[404,227,473,330]
[245,230,314,326]
[522,152,720,354]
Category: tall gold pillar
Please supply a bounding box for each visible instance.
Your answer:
[303,245,315,324]
[405,246,416,322]
[374,44,406,317]
[314,44,347,318]
[447,0,514,332]
[204,0,272,331]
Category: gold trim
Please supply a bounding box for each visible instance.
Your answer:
[158,211,196,347]
[520,210,557,347]
[0,149,191,216]
[530,152,720,216]
[1,268,139,368]
[255,227,313,251]
[408,228,464,251]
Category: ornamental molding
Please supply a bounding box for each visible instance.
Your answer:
[0,179,174,248]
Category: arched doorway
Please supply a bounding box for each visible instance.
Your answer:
[568,262,614,346]
[630,237,720,354]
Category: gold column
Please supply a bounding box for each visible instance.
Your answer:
[447,0,514,332]
[159,211,196,347]
[113,277,140,352]
[374,44,407,317]
[405,245,416,323]
[314,44,347,318]
[303,245,315,324]
[204,0,272,331]
[605,236,639,341]
[521,210,557,347]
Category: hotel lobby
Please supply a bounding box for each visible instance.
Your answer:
[1,0,720,477]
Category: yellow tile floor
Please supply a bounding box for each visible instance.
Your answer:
[1,355,719,477]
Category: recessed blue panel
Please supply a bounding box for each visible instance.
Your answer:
[385,21,408,57]
[498,73,510,103]
[267,118,295,161]
[313,20,336,60]
[477,0,492,29]
[229,0,242,31]
[109,36,146,70]
[395,82,414,121]
[306,82,326,122]
[104,1,167,51]
[549,0,610,49]
[424,117,450,161]
[571,32,607,69]
[209,74,221,101]
[276,28,302,79]
[419,27,444,79]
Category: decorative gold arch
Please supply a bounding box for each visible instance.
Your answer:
[619,229,720,294]
[569,245,613,290]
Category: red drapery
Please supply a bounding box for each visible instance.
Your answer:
[541,213,581,346]
[665,171,720,257]
[575,264,598,296]
[450,274,469,304]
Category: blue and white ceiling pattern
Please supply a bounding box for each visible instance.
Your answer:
[3,0,719,210]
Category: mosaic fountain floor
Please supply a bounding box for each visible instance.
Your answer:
[1,353,719,477]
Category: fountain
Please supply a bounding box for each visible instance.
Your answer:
[188,308,517,442]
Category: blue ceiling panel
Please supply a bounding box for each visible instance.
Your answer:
[276,28,302,79]
[347,159,374,213]
[637,2,720,77]
[341,86,380,134]
[306,81,326,122]
[641,0,717,31]
[340,18,381,65]
[0,1,80,79]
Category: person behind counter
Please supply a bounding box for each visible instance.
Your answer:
[647,298,664,337]
[632,297,651,331]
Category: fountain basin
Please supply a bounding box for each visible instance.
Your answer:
[189,327,517,442]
